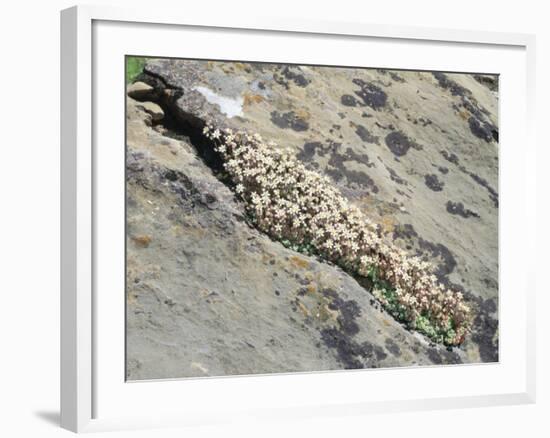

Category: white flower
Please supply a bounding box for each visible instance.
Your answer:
[201,121,471,345]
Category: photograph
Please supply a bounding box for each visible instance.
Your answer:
[125,57,499,381]
[1,0,545,435]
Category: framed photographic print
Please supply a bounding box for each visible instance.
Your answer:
[61,5,536,433]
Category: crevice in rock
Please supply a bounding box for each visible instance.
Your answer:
[137,72,225,176]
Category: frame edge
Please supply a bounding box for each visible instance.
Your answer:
[61,5,93,433]
[60,6,78,432]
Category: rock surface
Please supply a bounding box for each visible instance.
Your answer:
[126,59,499,379]
[127,81,155,101]
[135,101,164,122]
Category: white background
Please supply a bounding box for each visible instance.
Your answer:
[0,0,547,437]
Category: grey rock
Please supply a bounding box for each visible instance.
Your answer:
[126,58,500,377]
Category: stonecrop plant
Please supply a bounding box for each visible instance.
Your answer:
[203,124,472,345]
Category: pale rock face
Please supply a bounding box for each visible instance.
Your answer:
[135,101,164,122]
[125,59,499,380]
[127,81,155,101]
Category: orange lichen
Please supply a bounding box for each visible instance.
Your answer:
[289,256,310,270]
[132,235,152,248]
[306,283,317,294]
[243,93,264,106]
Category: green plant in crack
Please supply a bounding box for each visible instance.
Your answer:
[126,56,148,84]
[366,266,459,344]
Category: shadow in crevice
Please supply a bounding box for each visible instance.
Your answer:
[137,71,225,176]
[161,106,225,176]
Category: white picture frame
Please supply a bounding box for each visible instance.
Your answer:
[60,4,537,433]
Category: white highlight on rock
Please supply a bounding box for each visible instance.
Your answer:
[194,86,243,118]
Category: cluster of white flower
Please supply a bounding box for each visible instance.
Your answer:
[203,124,472,345]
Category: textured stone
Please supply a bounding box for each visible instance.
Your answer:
[135,101,164,122]
[127,81,155,101]
[125,59,499,378]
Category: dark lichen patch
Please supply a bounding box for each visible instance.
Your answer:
[319,328,388,369]
[385,131,422,157]
[438,166,449,174]
[318,288,386,369]
[419,242,457,286]
[456,290,498,363]
[432,72,498,142]
[392,224,457,289]
[427,348,443,364]
[432,72,469,97]
[392,223,417,241]
[396,188,411,199]
[141,163,200,204]
[322,289,362,336]
[389,72,405,83]
[473,74,499,92]
[481,297,497,314]
[385,338,401,356]
[326,166,379,194]
[341,94,360,107]
[163,169,180,182]
[329,124,342,136]
[385,165,408,186]
[467,115,498,143]
[354,124,380,144]
[468,116,498,143]
[320,328,361,369]
[482,277,498,291]
[441,348,463,364]
[364,341,388,361]
[446,201,480,218]
[440,150,460,165]
[471,310,499,362]
[433,72,498,143]
[298,140,376,173]
[280,65,310,87]
[273,65,310,89]
[351,78,387,110]
[303,142,379,193]
[424,174,445,192]
[270,111,309,131]
[426,347,462,365]
[297,141,324,162]
[418,117,432,127]
[347,148,375,169]
[467,171,499,207]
